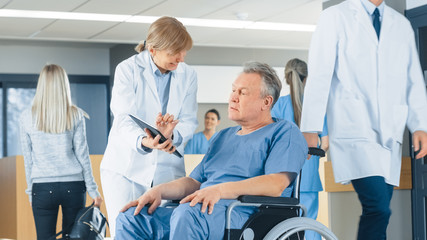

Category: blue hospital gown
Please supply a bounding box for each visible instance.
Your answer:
[115,119,307,240]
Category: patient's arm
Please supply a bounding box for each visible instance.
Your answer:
[180,172,292,215]
[121,177,201,215]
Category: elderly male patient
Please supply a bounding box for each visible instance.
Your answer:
[115,61,308,239]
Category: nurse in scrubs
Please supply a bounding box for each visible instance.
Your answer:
[272,58,328,240]
[100,16,198,237]
[185,109,221,154]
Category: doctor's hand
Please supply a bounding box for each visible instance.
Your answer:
[141,129,176,154]
[120,187,162,216]
[303,132,318,159]
[156,113,179,139]
[180,185,221,215]
[413,130,427,159]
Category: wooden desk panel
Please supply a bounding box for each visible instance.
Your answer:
[0,155,110,240]
[323,157,412,192]
[0,156,17,239]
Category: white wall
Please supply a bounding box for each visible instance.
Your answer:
[407,0,427,9]
[193,65,288,103]
[0,40,110,75]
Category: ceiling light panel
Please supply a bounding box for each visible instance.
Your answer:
[3,0,88,11]
[91,22,150,42]
[265,0,321,24]
[35,19,120,39]
[203,0,311,21]
[74,0,164,15]
[140,0,237,18]
[0,18,53,36]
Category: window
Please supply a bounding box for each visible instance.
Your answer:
[0,74,110,157]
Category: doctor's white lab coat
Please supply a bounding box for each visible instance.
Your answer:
[301,0,427,186]
[101,50,198,187]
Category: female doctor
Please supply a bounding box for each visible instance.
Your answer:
[100,16,198,237]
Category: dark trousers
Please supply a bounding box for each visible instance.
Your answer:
[351,176,394,240]
[31,181,86,240]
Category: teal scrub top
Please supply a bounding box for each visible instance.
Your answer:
[271,95,328,192]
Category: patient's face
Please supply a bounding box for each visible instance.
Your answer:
[228,72,265,124]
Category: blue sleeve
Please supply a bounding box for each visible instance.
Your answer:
[265,124,307,176]
[184,138,195,154]
[319,115,328,137]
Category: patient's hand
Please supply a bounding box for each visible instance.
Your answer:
[180,185,221,215]
[120,188,162,215]
[156,113,179,139]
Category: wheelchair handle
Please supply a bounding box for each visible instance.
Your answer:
[308,147,325,157]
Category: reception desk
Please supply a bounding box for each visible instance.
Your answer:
[0,155,110,240]
[0,154,412,240]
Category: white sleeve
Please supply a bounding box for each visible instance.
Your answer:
[301,9,339,133]
[110,61,145,151]
[406,27,427,133]
[19,112,34,202]
[172,69,198,146]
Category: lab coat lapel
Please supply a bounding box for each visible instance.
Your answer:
[349,0,378,44]
[166,66,183,116]
[137,51,161,109]
[379,6,395,45]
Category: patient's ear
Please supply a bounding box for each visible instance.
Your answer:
[262,95,273,110]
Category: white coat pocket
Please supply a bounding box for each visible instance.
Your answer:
[332,98,370,139]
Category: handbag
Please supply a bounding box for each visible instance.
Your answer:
[54,203,108,240]
[69,203,108,240]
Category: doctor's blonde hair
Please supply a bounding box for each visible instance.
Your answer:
[285,58,307,127]
[135,16,193,54]
[32,64,87,133]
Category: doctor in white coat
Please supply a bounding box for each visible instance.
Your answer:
[100,16,198,237]
[300,0,427,239]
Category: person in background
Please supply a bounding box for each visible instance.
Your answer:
[185,109,221,154]
[19,64,102,240]
[100,16,198,237]
[271,58,328,240]
[300,0,427,239]
[114,61,307,239]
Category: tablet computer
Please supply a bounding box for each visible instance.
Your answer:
[129,114,183,158]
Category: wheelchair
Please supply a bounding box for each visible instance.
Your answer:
[223,147,338,240]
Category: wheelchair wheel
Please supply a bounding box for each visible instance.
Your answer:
[263,217,338,240]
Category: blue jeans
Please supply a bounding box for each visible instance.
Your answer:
[31,181,86,240]
[351,176,394,240]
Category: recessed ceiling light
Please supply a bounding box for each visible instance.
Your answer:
[0,9,315,32]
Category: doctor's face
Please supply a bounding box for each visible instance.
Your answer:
[150,48,187,73]
[228,73,265,124]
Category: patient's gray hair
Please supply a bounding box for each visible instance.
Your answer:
[242,61,282,108]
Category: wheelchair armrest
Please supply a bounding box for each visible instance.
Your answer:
[308,147,325,157]
[237,195,299,205]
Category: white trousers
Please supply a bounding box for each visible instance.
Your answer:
[100,169,149,238]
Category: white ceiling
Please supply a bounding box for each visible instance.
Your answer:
[0,0,323,49]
